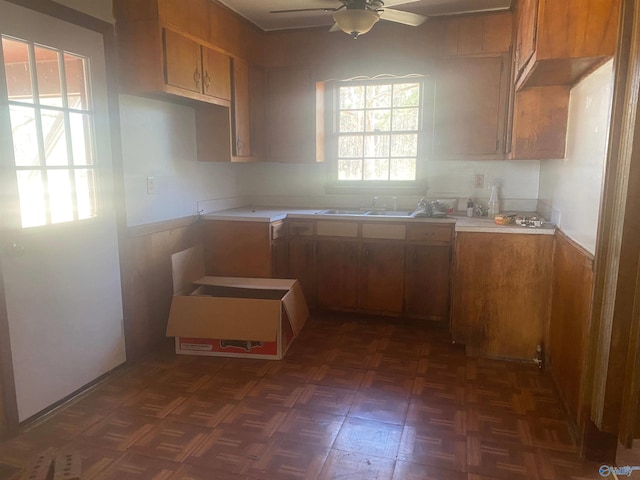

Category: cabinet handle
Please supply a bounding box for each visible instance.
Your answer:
[236,138,242,153]
[204,71,211,92]
[194,69,201,89]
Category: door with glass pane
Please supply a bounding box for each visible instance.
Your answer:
[0,1,125,422]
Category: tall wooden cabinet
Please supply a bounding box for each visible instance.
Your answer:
[434,54,510,159]
[266,67,318,162]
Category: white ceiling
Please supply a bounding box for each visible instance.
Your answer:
[216,0,512,31]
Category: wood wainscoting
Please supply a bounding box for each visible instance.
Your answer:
[548,231,594,437]
[121,216,203,362]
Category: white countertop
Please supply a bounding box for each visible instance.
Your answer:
[201,207,555,235]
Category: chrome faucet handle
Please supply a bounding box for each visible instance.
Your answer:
[372,196,379,208]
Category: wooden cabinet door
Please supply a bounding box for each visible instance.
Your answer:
[289,237,316,307]
[511,85,570,159]
[249,65,267,158]
[231,57,251,156]
[163,29,201,94]
[451,233,554,359]
[202,46,231,101]
[266,67,314,162]
[203,220,271,277]
[434,55,509,159]
[316,240,359,311]
[515,0,538,75]
[404,245,451,321]
[359,242,405,314]
[271,237,289,278]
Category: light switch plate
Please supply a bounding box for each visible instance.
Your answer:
[474,174,485,189]
[146,176,156,195]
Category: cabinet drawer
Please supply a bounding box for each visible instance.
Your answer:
[317,221,358,238]
[407,224,453,245]
[362,223,406,240]
[271,221,287,240]
[289,221,314,236]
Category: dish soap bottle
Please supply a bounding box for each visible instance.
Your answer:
[488,184,499,218]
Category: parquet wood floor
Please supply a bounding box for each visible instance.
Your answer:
[0,312,606,479]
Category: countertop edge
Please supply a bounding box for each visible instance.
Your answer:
[200,208,556,234]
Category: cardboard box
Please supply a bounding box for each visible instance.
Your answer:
[166,246,309,359]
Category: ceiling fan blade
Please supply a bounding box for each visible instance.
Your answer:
[270,7,339,13]
[379,8,427,26]
[329,22,341,32]
[379,0,421,8]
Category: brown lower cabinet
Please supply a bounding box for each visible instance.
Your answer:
[451,232,554,360]
[404,244,452,321]
[204,218,454,318]
[359,242,405,314]
[316,240,359,310]
[288,236,316,308]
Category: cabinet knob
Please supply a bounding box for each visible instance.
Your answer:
[194,69,201,89]
[204,71,211,92]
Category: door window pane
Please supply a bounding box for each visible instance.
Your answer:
[16,170,46,228]
[9,104,40,166]
[2,37,33,103]
[2,35,97,228]
[64,53,88,110]
[34,45,63,107]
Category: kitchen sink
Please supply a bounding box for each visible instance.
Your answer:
[316,209,367,215]
[316,209,414,217]
[365,210,414,217]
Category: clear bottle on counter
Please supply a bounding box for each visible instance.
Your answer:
[488,184,499,218]
[466,199,474,217]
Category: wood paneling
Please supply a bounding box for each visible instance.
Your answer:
[548,231,594,428]
[451,232,554,360]
[202,220,271,278]
[122,216,203,362]
[262,12,512,72]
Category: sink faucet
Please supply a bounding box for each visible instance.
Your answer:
[372,196,379,209]
[392,196,398,210]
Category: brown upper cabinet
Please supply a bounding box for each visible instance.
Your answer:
[231,57,251,157]
[163,29,231,105]
[434,54,510,160]
[266,67,320,163]
[514,0,620,90]
[230,59,266,160]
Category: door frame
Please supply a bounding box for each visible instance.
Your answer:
[0,0,127,432]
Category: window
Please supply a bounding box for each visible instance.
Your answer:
[333,77,431,184]
[1,35,97,228]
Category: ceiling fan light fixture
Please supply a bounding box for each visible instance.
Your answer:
[333,9,380,38]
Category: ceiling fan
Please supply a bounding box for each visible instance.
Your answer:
[270,0,428,39]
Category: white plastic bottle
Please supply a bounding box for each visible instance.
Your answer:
[488,184,499,218]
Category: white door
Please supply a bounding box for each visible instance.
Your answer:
[0,1,126,422]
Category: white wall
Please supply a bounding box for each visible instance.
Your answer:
[237,157,541,212]
[119,95,242,226]
[538,60,614,254]
[52,0,114,23]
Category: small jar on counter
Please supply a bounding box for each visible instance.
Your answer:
[466,199,474,217]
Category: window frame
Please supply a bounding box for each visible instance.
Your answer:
[1,34,99,230]
[325,75,434,194]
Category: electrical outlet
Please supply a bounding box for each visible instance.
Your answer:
[146,176,156,195]
[474,174,485,189]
